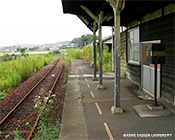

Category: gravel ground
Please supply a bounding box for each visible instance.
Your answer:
[0,61,68,139]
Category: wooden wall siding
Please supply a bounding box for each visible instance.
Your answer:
[127,65,141,84]
[140,13,175,104]
[120,31,127,77]
[120,31,141,85]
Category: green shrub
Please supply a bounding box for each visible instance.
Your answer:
[53,50,61,55]
[1,54,12,62]
[85,45,112,72]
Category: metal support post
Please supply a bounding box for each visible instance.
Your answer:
[147,62,163,109]
[154,63,158,105]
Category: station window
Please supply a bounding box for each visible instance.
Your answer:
[127,27,140,64]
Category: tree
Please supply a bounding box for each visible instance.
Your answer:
[81,35,88,41]
[20,48,25,55]
[72,34,98,48]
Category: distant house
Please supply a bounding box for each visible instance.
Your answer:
[103,36,113,52]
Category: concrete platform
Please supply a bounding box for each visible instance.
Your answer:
[59,59,174,140]
[133,104,173,118]
[59,60,88,140]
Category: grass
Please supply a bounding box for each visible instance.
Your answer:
[0,51,11,53]
[85,45,112,72]
[67,48,83,59]
[25,50,49,52]
[0,89,61,140]
[80,92,84,105]
[31,89,61,139]
[0,92,6,99]
[3,46,112,94]
[0,128,25,140]
[65,45,112,72]
[0,54,58,97]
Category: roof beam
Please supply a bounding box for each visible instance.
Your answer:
[80,5,99,23]
[103,13,113,22]
[80,5,113,24]
[78,15,89,25]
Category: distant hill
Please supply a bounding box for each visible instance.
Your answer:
[56,40,71,45]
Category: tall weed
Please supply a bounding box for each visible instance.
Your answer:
[0,55,53,93]
[86,45,112,72]
[67,49,83,59]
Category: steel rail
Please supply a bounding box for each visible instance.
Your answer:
[27,64,64,140]
[0,60,59,126]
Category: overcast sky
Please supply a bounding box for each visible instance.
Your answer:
[0,0,112,46]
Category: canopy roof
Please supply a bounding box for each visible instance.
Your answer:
[62,0,174,30]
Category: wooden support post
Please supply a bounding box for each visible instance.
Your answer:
[93,21,98,81]
[114,10,121,108]
[112,27,115,72]
[107,0,124,114]
[84,41,86,63]
[80,5,105,89]
[97,11,104,89]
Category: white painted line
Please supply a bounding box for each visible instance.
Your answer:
[90,91,95,98]
[104,123,114,140]
[87,83,90,88]
[95,103,102,115]
[84,78,88,82]
[77,74,79,78]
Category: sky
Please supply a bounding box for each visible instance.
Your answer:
[0,0,112,47]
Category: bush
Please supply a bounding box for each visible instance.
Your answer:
[53,50,61,55]
[1,54,12,62]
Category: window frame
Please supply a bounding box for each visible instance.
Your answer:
[127,27,140,65]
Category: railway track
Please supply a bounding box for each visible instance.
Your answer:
[0,60,65,139]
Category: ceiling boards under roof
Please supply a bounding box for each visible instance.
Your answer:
[61,0,174,30]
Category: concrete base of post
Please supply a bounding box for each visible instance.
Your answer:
[111,106,124,114]
[147,104,164,110]
[97,84,105,90]
[92,78,98,81]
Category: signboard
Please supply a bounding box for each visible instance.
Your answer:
[146,44,165,64]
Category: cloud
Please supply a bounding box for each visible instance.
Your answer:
[0,0,111,46]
